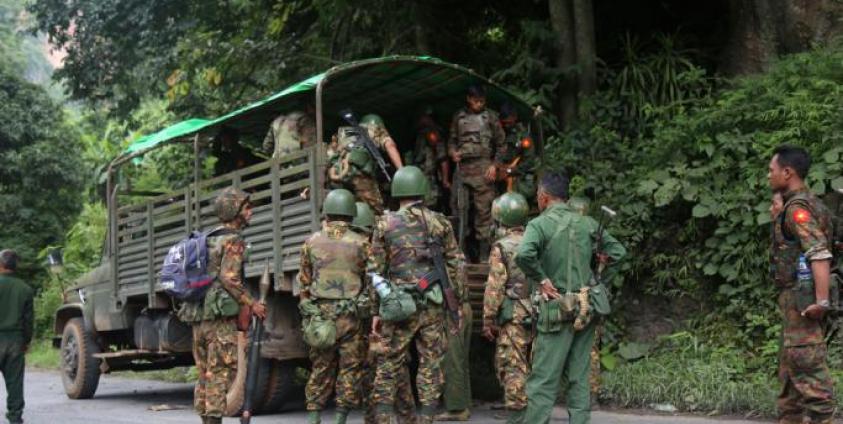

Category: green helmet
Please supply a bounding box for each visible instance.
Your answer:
[215,187,250,222]
[391,166,429,198]
[568,196,590,216]
[492,192,529,227]
[360,113,384,128]
[323,189,357,218]
[352,202,376,233]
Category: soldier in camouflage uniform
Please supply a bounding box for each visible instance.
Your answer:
[262,105,316,158]
[410,106,450,209]
[482,193,532,424]
[352,202,417,424]
[369,166,464,424]
[496,103,537,203]
[449,85,506,260]
[298,189,371,424]
[767,145,836,424]
[329,114,403,214]
[177,187,267,424]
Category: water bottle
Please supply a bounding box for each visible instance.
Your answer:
[797,255,812,283]
[796,255,815,310]
[371,273,391,298]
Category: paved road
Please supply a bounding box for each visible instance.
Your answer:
[3,369,775,423]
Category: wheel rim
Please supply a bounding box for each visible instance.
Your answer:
[62,332,79,381]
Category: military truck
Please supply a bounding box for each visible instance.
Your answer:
[53,56,541,415]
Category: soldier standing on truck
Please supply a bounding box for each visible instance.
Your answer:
[410,106,450,210]
[481,193,532,424]
[298,189,371,424]
[262,104,316,158]
[0,249,33,424]
[177,187,267,424]
[449,84,506,262]
[329,114,403,215]
[496,103,537,203]
[369,166,464,424]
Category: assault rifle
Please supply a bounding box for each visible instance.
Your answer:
[241,262,271,424]
[416,207,460,326]
[339,109,392,182]
[591,205,617,284]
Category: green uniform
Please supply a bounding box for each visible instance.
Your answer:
[771,187,836,423]
[515,202,626,424]
[0,273,33,424]
[441,301,472,413]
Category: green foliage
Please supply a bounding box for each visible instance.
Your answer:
[26,339,59,369]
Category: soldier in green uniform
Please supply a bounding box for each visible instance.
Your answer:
[369,166,464,424]
[177,187,267,424]
[0,250,33,424]
[262,105,316,158]
[767,145,836,424]
[496,103,537,203]
[298,189,371,424]
[448,85,506,260]
[481,193,532,424]
[516,172,626,424]
[329,114,403,214]
[410,106,450,209]
[352,202,417,424]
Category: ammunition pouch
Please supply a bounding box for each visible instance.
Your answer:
[588,282,611,316]
[379,286,417,322]
[302,315,336,350]
[536,294,578,333]
[497,297,514,325]
[204,286,239,320]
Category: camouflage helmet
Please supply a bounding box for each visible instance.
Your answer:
[352,202,376,233]
[568,196,590,216]
[391,166,429,198]
[360,113,385,128]
[323,189,357,218]
[215,187,250,222]
[492,192,529,227]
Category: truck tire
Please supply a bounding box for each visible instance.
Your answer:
[60,318,101,399]
[223,331,271,417]
[259,360,304,413]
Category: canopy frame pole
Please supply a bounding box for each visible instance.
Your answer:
[193,133,202,231]
[311,78,327,232]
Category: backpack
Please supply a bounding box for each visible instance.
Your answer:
[159,227,231,301]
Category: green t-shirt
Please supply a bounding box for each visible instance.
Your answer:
[0,273,34,343]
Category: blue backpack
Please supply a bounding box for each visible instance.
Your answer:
[159,227,230,301]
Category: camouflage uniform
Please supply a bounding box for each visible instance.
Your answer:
[368,202,463,421]
[262,111,316,158]
[483,227,532,412]
[329,126,396,214]
[771,187,836,424]
[411,124,447,208]
[178,228,257,419]
[498,123,537,203]
[298,221,370,412]
[449,107,505,247]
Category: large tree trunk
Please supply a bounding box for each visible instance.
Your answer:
[572,0,596,97]
[548,0,577,130]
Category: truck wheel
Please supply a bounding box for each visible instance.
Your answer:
[224,331,271,417]
[60,318,101,399]
[259,360,304,413]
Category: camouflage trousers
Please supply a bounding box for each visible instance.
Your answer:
[306,313,366,411]
[454,158,496,245]
[351,175,384,215]
[373,306,446,412]
[192,317,238,418]
[364,335,416,424]
[778,342,836,423]
[494,322,532,411]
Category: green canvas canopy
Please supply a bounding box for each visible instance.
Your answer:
[121,55,535,160]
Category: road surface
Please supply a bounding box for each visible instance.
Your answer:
[3,369,776,423]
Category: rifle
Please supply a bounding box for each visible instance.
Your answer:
[453,164,468,251]
[338,109,392,182]
[240,262,271,424]
[416,207,461,326]
[592,205,617,284]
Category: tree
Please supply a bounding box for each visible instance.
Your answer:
[547,0,596,128]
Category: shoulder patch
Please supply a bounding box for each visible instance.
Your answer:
[793,208,811,224]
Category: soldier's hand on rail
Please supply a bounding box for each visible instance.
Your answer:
[484,165,497,183]
[251,302,267,320]
[482,322,498,342]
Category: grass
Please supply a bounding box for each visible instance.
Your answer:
[27,339,60,370]
[114,367,197,383]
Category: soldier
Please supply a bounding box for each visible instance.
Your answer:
[369,166,464,424]
[496,103,537,203]
[410,106,450,209]
[213,127,261,176]
[767,145,836,424]
[0,250,33,424]
[262,104,316,158]
[516,172,626,424]
[329,114,403,214]
[448,84,506,261]
[298,189,371,424]
[177,187,267,424]
[352,202,417,424]
[481,193,532,424]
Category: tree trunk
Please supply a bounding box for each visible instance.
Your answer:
[572,0,596,97]
[548,0,577,130]
[720,0,778,75]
